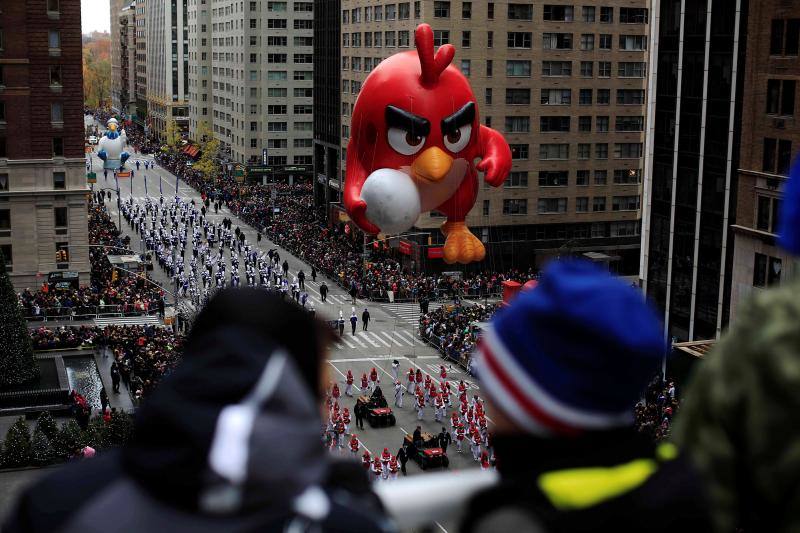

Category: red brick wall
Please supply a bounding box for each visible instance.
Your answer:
[0,0,84,160]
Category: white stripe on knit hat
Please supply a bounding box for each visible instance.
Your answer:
[482,325,634,430]
[473,348,553,437]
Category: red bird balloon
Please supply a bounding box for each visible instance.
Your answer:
[344,24,512,264]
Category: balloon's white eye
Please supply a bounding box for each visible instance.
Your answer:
[443,124,472,153]
[387,127,426,156]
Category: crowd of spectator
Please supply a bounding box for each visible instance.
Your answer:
[419,303,501,373]
[29,326,98,350]
[634,376,679,441]
[18,202,165,320]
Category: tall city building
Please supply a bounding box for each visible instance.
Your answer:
[313,0,341,205]
[640,0,746,340]
[134,0,148,132]
[147,0,190,138]
[0,0,91,288]
[110,0,127,112]
[118,2,138,117]
[188,0,315,174]
[317,0,650,273]
[187,0,211,137]
[729,1,799,317]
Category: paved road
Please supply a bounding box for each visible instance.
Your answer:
[84,124,486,485]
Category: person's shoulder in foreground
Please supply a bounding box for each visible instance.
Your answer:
[673,157,800,533]
[462,259,710,533]
[5,289,393,533]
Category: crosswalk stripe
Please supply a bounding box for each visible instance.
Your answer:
[338,337,356,349]
[393,331,414,346]
[358,332,381,348]
[94,315,162,327]
[397,330,419,344]
[381,331,403,347]
[369,331,391,348]
[350,334,367,348]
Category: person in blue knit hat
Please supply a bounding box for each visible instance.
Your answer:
[674,155,800,533]
[462,259,710,533]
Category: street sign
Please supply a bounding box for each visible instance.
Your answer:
[117,171,131,178]
[87,172,97,184]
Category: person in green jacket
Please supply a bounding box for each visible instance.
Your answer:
[673,157,800,532]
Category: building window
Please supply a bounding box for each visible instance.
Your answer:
[753,253,783,287]
[47,0,60,13]
[505,171,529,187]
[434,1,451,17]
[55,242,69,265]
[0,173,7,190]
[50,66,62,86]
[612,195,640,211]
[462,31,471,48]
[597,89,611,105]
[756,195,782,234]
[48,30,60,50]
[54,206,67,227]
[51,102,63,123]
[540,116,570,133]
[507,32,532,49]
[505,116,530,133]
[506,60,531,77]
[596,116,609,132]
[582,6,595,22]
[543,5,573,21]
[537,198,567,214]
[539,144,569,160]
[0,244,10,269]
[619,35,647,51]
[620,7,648,23]
[580,34,595,50]
[543,33,573,50]
[580,61,593,77]
[488,2,494,19]
[460,59,471,76]
[52,137,63,156]
[576,197,589,212]
[595,143,608,159]
[508,3,532,20]
[540,88,571,105]
[385,4,396,19]
[578,88,592,105]
[485,88,492,105]
[542,61,572,76]
[506,88,531,105]
[538,171,568,186]
[614,168,642,184]
[593,197,606,212]
[594,170,607,185]
[766,79,796,116]
[0,209,9,230]
[486,59,493,77]
[510,144,529,160]
[598,61,611,77]
[433,30,450,46]
[503,199,528,215]
[770,19,800,56]
[614,143,642,159]
[762,138,792,175]
[577,143,591,159]
[482,199,490,215]
[53,171,65,189]
[599,34,612,50]
[578,116,591,132]
[618,62,647,78]
[600,6,613,23]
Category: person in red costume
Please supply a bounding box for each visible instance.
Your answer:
[344,23,511,264]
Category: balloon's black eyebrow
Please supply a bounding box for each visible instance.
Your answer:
[441,102,475,135]
[385,105,430,137]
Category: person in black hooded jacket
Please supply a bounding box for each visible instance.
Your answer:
[5,289,393,533]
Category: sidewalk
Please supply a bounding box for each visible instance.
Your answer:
[94,347,134,412]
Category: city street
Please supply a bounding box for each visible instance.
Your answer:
[85,117,484,476]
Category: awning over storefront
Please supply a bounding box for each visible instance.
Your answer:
[182,145,201,159]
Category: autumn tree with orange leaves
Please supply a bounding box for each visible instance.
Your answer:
[83,34,111,109]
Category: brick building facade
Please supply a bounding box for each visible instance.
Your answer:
[0,0,90,289]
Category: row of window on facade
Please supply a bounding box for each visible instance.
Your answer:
[240,1,313,14]
[490,195,641,216]
[0,101,64,123]
[0,137,66,158]
[342,30,647,52]
[342,3,648,25]
[507,143,642,160]
[497,168,642,187]
[0,172,67,192]
[0,241,72,270]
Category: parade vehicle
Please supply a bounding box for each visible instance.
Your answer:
[356,387,396,427]
[403,432,449,470]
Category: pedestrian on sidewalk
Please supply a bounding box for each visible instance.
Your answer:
[320,282,328,302]
[362,308,371,331]
[349,283,358,305]
[338,312,345,337]
[110,362,121,394]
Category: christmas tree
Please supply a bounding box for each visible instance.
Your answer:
[0,250,38,387]
[35,411,58,441]
[2,418,32,468]
[30,427,54,466]
[51,419,84,461]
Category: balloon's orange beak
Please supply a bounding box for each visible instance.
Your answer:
[412,147,453,183]
[109,123,117,131]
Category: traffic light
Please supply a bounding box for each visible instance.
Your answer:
[55,249,68,262]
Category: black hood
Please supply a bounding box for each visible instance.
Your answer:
[123,325,327,513]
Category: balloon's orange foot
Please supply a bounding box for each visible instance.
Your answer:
[441,221,485,264]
